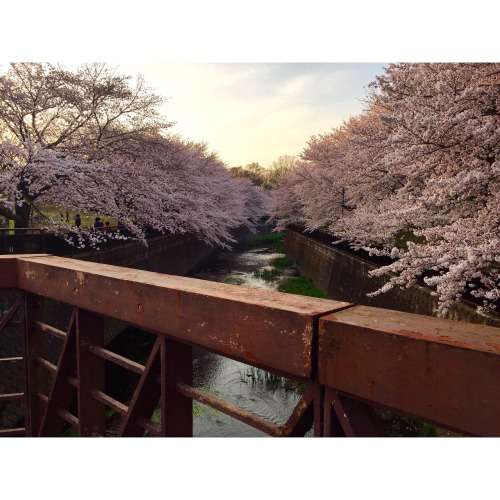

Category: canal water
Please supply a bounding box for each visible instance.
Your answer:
[106,243,310,437]
[189,245,306,437]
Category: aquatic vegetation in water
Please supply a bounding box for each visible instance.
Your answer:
[272,256,294,269]
[240,366,305,393]
[250,232,285,246]
[224,275,246,286]
[253,268,282,282]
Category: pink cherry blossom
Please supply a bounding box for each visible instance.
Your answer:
[270,63,500,315]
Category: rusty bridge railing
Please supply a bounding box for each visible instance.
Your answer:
[1,254,499,437]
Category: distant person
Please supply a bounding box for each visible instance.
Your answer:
[74,214,81,228]
[94,217,104,230]
[103,221,110,232]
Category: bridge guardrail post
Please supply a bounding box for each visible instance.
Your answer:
[77,309,106,437]
[23,293,48,437]
[161,338,193,437]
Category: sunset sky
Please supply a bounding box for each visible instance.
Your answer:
[3,1,493,170]
[118,62,387,168]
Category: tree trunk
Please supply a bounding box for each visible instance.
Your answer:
[15,202,31,228]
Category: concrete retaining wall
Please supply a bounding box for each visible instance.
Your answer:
[285,228,500,327]
[78,232,217,275]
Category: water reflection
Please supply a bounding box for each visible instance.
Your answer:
[190,246,305,437]
[193,248,285,291]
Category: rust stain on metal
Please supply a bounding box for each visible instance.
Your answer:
[486,343,500,353]
[176,290,182,315]
[397,329,474,350]
[76,271,89,287]
[244,351,261,364]
[397,329,423,338]
[441,339,476,349]
[24,269,38,280]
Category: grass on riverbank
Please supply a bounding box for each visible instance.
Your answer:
[250,235,327,299]
[250,232,286,252]
[35,205,118,228]
[250,232,285,245]
[253,268,282,281]
[278,276,327,298]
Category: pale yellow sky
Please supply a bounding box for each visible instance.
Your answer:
[118,63,387,168]
[0,2,492,170]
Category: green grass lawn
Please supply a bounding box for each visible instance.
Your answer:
[36,205,118,228]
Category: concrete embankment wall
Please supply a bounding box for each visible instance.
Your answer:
[285,228,500,328]
[78,232,217,275]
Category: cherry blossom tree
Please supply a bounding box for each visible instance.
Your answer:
[363,63,500,314]
[91,135,268,246]
[270,63,500,315]
[0,62,168,227]
[0,63,268,248]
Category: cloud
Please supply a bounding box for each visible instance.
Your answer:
[119,62,386,167]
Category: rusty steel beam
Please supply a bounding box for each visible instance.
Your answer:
[77,309,106,437]
[177,383,282,436]
[90,389,129,416]
[280,384,316,437]
[37,357,57,374]
[0,428,26,437]
[88,345,145,375]
[36,321,67,340]
[23,293,48,437]
[14,255,351,378]
[0,392,24,402]
[161,338,193,437]
[56,408,79,429]
[0,254,49,289]
[38,310,78,437]
[36,359,78,389]
[0,256,19,289]
[319,306,500,436]
[119,338,162,437]
[323,388,387,437]
[0,357,23,364]
[136,417,161,436]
